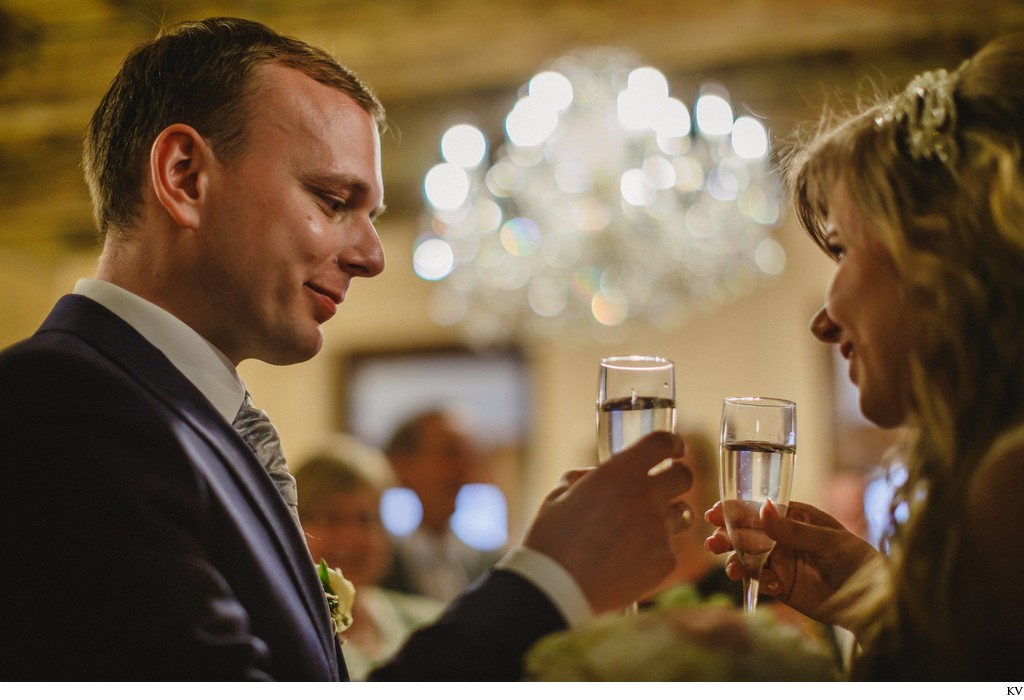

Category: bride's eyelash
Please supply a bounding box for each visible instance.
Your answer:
[824,236,845,260]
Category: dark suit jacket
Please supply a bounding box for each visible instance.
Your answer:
[0,295,564,681]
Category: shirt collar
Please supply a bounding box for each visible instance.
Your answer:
[73,278,246,423]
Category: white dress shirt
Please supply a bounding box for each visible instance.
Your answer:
[74,278,244,423]
[72,278,592,627]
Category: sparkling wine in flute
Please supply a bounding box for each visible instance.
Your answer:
[596,355,675,615]
[597,395,676,462]
[719,397,796,614]
[720,441,795,577]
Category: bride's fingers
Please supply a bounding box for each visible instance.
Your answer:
[704,501,725,527]
[761,502,842,554]
[704,527,733,554]
[723,555,784,597]
[723,555,744,581]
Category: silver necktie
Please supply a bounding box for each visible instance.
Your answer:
[233,392,301,528]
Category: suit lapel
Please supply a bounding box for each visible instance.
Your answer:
[39,295,341,677]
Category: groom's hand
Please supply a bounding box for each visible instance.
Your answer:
[522,431,692,614]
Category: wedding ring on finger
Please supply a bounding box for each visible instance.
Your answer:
[671,501,694,532]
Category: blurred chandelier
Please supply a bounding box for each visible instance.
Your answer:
[413,47,785,346]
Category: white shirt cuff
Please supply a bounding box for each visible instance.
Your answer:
[495,546,593,627]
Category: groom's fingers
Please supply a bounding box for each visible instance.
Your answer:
[620,432,692,500]
[544,467,592,501]
[599,431,685,477]
[647,458,694,512]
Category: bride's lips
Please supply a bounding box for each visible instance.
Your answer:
[305,282,343,322]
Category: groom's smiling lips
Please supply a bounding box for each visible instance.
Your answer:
[304,281,344,321]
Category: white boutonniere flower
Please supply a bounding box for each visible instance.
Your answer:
[317,559,355,636]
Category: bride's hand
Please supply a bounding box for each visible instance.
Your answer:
[705,499,880,629]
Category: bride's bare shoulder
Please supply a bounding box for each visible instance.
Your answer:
[973,429,1024,507]
[953,428,1024,674]
[969,428,1024,519]
[963,428,1024,607]
[984,425,1024,467]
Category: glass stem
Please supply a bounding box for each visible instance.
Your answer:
[743,576,760,613]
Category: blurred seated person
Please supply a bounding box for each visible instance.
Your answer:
[296,437,444,680]
[381,407,502,603]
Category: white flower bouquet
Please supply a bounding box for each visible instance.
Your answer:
[525,585,840,682]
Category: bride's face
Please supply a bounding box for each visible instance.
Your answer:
[810,185,912,429]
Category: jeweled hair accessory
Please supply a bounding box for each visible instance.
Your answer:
[876,61,968,167]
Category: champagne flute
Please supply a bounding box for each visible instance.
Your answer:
[597,356,676,465]
[719,397,796,614]
[597,356,675,614]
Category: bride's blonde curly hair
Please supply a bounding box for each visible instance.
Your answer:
[786,32,1024,679]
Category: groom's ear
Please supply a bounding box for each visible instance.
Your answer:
[149,123,213,230]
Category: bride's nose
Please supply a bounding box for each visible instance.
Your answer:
[810,305,841,344]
